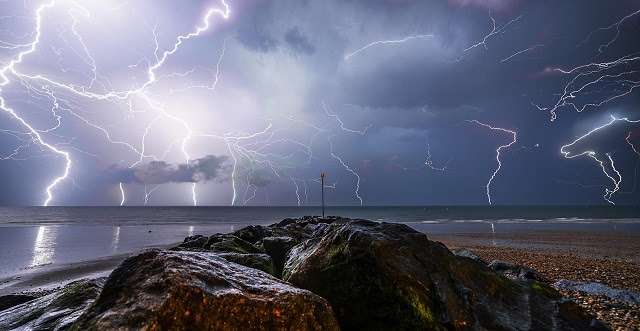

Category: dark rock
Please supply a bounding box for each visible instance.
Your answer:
[554,279,640,305]
[256,236,297,277]
[0,278,105,331]
[178,234,208,249]
[71,249,339,330]
[284,220,607,330]
[204,234,263,254]
[451,247,486,264]
[231,224,272,244]
[489,259,551,282]
[216,252,277,276]
[0,294,36,312]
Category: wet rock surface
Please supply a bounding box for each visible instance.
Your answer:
[256,236,297,277]
[0,278,105,331]
[489,259,551,282]
[554,280,640,305]
[216,252,276,276]
[231,224,272,244]
[284,219,607,330]
[0,294,36,312]
[71,248,339,330]
[451,247,486,264]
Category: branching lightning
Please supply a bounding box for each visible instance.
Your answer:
[544,8,640,121]
[560,115,640,204]
[344,34,434,60]
[328,137,362,205]
[463,120,517,205]
[579,8,640,53]
[0,0,232,206]
[448,13,522,63]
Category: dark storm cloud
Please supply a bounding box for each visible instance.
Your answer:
[110,155,229,185]
[284,26,316,55]
[236,25,279,53]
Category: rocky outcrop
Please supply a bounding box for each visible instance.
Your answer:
[451,247,486,264]
[283,219,607,330]
[0,278,105,331]
[178,234,208,249]
[216,252,276,276]
[554,279,640,305]
[489,259,551,283]
[71,249,339,330]
[204,234,264,254]
[0,294,36,312]
[232,224,272,244]
[256,236,297,277]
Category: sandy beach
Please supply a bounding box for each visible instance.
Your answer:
[431,230,640,330]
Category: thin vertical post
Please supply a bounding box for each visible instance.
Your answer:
[321,172,325,217]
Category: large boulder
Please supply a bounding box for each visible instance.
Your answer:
[0,278,105,331]
[203,234,264,254]
[231,225,272,244]
[177,235,208,249]
[0,294,36,312]
[284,220,607,330]
[554,279,640,305]
[216,252,276,276]
[489,259,551,283]
[451,247,486,264]
[256,236,297,277]
[71,249,339,330]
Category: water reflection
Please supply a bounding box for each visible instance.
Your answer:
[111,226,121,253]
[188,225,194,237]
[491,222,497,246]
[31,226,57,267]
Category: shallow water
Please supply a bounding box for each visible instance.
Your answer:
[0,206,639,280]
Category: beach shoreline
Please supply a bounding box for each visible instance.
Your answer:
[430,231,640,330]
[2,220,639,329]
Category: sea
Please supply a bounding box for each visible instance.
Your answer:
[1,206,639,281]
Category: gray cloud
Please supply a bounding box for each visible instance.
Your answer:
[285,26,316,55]
[110,155,229,185]
[236,25,279,53]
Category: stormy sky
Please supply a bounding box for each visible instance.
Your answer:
[1,0,639,206]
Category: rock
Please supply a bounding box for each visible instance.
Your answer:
[0,278,105,331]
[256,236,297,277]
[216,252,276,276]
[554,279,640,305]
[451,247,486,264]
[71,249,339,330]
[284,219,607,330]
[177,235,208,249]
[203,233,263,254]
[488,259,551,282]
[269,215,348,242]
[0,294,36,312]
[231,225,272,244]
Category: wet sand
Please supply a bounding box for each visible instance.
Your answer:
[431,230,640,331]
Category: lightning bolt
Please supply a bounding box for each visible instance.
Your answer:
[579,8,640,53]
[344,34,435,60]
[543,8,640,121]
[448,13,522,63]
[328,137,362,205]
[463,120,517,205]
[322,101,370,134]
[546,54,640,121]
[1,0,232,206]
[0,0,72,206]
[119,182,125,206]
[560,115,640,204]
